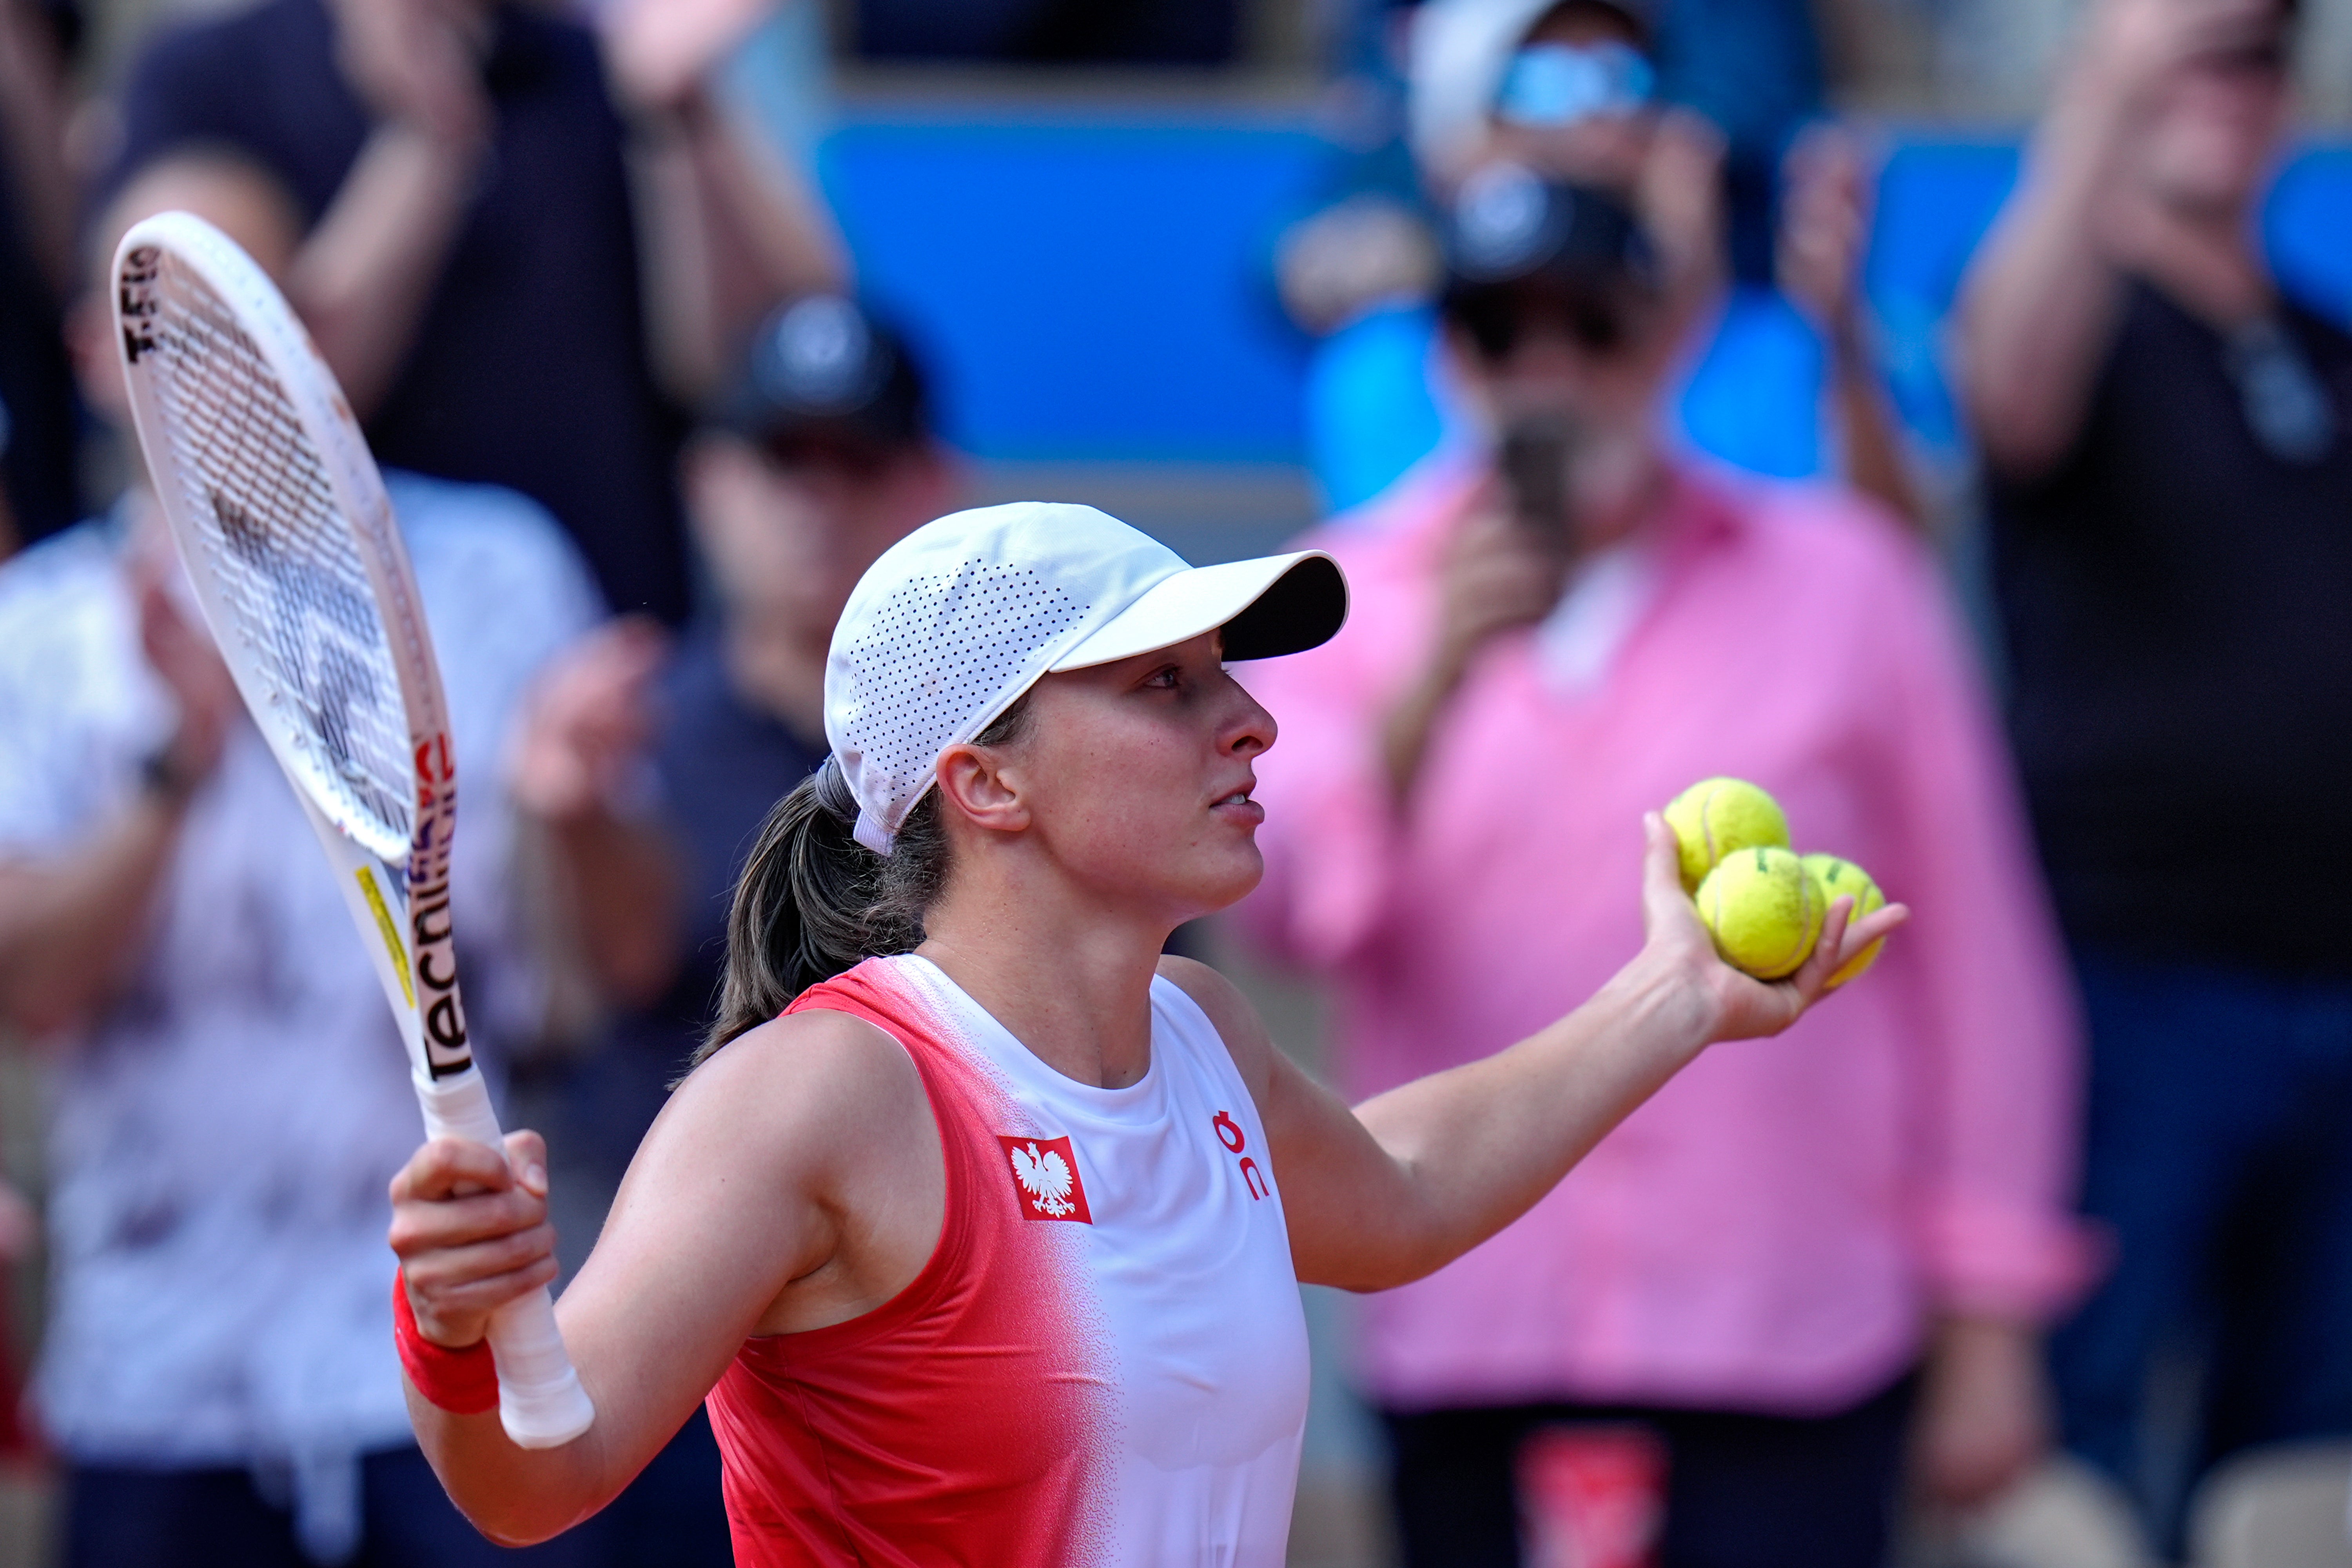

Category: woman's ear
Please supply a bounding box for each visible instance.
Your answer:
[934,743,1031,836]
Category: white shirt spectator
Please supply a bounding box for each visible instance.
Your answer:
[0,472,599,1559]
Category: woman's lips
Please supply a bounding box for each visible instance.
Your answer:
[1211,790,1265,826]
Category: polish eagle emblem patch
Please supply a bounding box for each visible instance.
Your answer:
[998,1134,1092,1223]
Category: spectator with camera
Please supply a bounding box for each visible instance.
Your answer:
[1241,158,2089,1566]
[1287,0,1924,530]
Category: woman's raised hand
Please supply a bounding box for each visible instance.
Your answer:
[388,1130,559,1348]
[1635,811,1909,1045]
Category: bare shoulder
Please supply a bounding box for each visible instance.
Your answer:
[573,1003,942,1354]
[1156,955,1276,1095]
[652,1007,930,1174]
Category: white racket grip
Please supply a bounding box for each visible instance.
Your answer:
[413,1071,596,1449]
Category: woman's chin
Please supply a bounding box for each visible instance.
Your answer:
[1189,848,1266,916]
[1131,848,1264,926]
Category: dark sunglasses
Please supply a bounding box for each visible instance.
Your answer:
[1451,285,1636,362]
[757,427,910,479]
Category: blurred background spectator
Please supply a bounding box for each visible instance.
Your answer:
[1959,0,2352,1556]
[1240,162,2089,1568]
[94,0,844,622]
[0,0,2347,1563]
[1277,0,1927,532]
[511,295,950,1149]
[0,151,598,1566]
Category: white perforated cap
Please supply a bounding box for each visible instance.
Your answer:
[824,501,1346,854]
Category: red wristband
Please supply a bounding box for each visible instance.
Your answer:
[393,1273,500,1416]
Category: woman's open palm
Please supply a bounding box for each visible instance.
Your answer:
[1636,811,1909,1044]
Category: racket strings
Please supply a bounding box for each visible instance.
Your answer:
[142,253,414,859]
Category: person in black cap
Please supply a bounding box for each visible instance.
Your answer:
[494,298,954,1556]
[1409,0,1724,361]
[1289,0,1920,528]
[1441,0,1922,531]
[513,294,955,1112]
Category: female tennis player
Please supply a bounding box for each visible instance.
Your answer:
[388,501,1904,1563]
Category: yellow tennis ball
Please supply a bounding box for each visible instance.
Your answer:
[1803,853,1887,989]
[1664,777,1791,892]
[1696,845,1822,979]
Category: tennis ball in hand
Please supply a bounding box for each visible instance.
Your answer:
[1696,846,1823,979]
[1802,853,1887,989]
[1664,777,1791,891]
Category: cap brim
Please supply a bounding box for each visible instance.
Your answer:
[1047,551,1348,673]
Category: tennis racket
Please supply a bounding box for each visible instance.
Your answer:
[112,211,595,1449]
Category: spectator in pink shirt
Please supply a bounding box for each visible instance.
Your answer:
[1239,163,2094,1567]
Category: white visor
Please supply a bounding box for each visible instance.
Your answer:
[824,501,1346,855]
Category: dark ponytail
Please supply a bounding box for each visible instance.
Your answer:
[687,694,1032,1071]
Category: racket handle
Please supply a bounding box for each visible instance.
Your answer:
[485,1291,596,1450]
[414,1071,597,1449]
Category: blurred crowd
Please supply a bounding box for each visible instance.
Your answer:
[0,0,2346,1566]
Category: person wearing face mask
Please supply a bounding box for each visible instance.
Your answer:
[1960,0,2352,1547]
[1241,167,2092,1567]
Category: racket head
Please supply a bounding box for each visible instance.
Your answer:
[114,211,474,1078]
[105,218,583,1447]
[114,211,444,862]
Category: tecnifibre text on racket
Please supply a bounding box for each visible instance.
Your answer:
[113,211,595,1449]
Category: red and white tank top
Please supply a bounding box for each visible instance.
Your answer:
[705,953,1310,1567]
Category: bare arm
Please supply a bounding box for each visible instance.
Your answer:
[1778,125,1929,533]
[0,792,186,1037]
[632,87,848,400]
[1635,109,1731,359]
[1826,328,1927,528]
[1175,815,1907,1292]
[604,0,850,401]
[392,1006,937,1543]
[1955,0,2260,477]
[0,571,237,1039]
[290,0,491,418]
[1955,74,2131,476]
[506,621,683,1009]
[1914,1313,2051,1507]
[291,128,484,418]
[531,814,683,1009]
